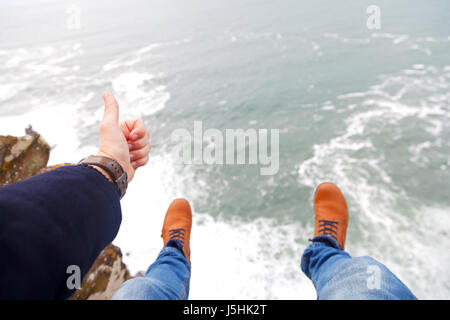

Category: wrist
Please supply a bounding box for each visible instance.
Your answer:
[96,150,132,183]
[88,164,114,183]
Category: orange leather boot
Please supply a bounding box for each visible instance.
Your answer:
[313,182,348,250]
[161,199,192,264]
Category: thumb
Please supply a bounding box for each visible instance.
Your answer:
[102,92,119,125]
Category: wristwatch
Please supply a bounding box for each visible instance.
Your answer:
[79,155,128,199]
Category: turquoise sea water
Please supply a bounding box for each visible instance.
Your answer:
[1,0,449,298]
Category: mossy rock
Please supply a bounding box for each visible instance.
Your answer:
[0,133,50,186]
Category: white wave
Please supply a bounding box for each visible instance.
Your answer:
[2,45,82,72]
[371,32,409,42]
[222,31,285,43]
[189,214,315,299]
[371,33,411,45]
[0,44,86,108]
[322,32,445,58]
[112,72,170,118]
[102,56,142,72]
[337,92,368,100]
[113,72,155,100]
[408,141,433,165]
[323,32,371,44]
[0,83,28,102]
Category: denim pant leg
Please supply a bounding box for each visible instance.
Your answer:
[111,245,191,300]
[301,236,417,300]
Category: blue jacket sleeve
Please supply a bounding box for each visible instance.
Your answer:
[0,164,122,299]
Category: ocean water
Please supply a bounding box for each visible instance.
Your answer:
[1,0,449,299]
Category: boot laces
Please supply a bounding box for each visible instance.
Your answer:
[168,228,186,244]
[318,219,338,240]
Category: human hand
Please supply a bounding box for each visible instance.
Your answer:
[97,92,151,182]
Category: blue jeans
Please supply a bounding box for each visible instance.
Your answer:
[301,235,417,300]
[111,241,191,300]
